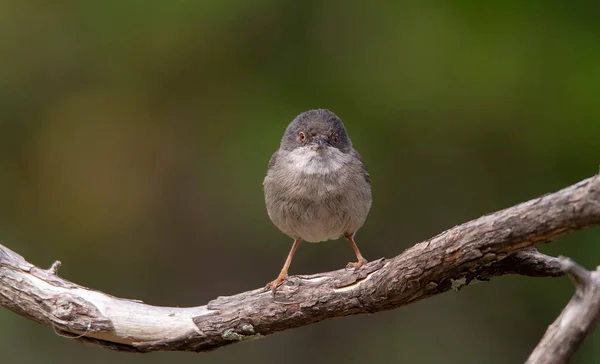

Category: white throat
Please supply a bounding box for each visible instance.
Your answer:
[285,147,352,175]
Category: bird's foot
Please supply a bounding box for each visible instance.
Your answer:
[346,258,368,270]
[267,274,288,294]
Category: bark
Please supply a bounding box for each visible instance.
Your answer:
[0,175,599,356]
[526,257,600,364]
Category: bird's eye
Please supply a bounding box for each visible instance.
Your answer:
[331,133,339,145]
[298,131,306,142]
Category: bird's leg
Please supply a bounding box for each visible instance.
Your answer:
[345,233,368,269]
[268,239,301,293]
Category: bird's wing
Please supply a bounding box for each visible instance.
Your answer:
[352,150,371,185]
[267,151,279,170]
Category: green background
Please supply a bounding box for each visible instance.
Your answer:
[1,2,599,363]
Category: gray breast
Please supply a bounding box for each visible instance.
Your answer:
[264,148,372,243]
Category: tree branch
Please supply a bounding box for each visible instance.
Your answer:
[1,175,599,353]
[526,257,600,364]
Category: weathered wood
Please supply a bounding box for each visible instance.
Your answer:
[526,257,600,364]
[0,175,599,353]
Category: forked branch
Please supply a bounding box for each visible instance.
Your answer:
[526,257,600,364]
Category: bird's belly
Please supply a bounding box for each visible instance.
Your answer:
[264,154,371,243]
[290,204,346,243]
[267,180,366,243]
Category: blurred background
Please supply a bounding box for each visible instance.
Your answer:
[1,1,599,363]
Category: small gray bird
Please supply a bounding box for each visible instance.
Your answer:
[264,109,372,290]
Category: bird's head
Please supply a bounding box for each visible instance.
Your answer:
[280,109,353,154]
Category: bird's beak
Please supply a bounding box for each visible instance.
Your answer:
[311,137,329,150]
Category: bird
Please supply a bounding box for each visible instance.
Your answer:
[263,109,372,291]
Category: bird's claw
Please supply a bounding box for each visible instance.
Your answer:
[267,274,288,295]
[346,258,368,270]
